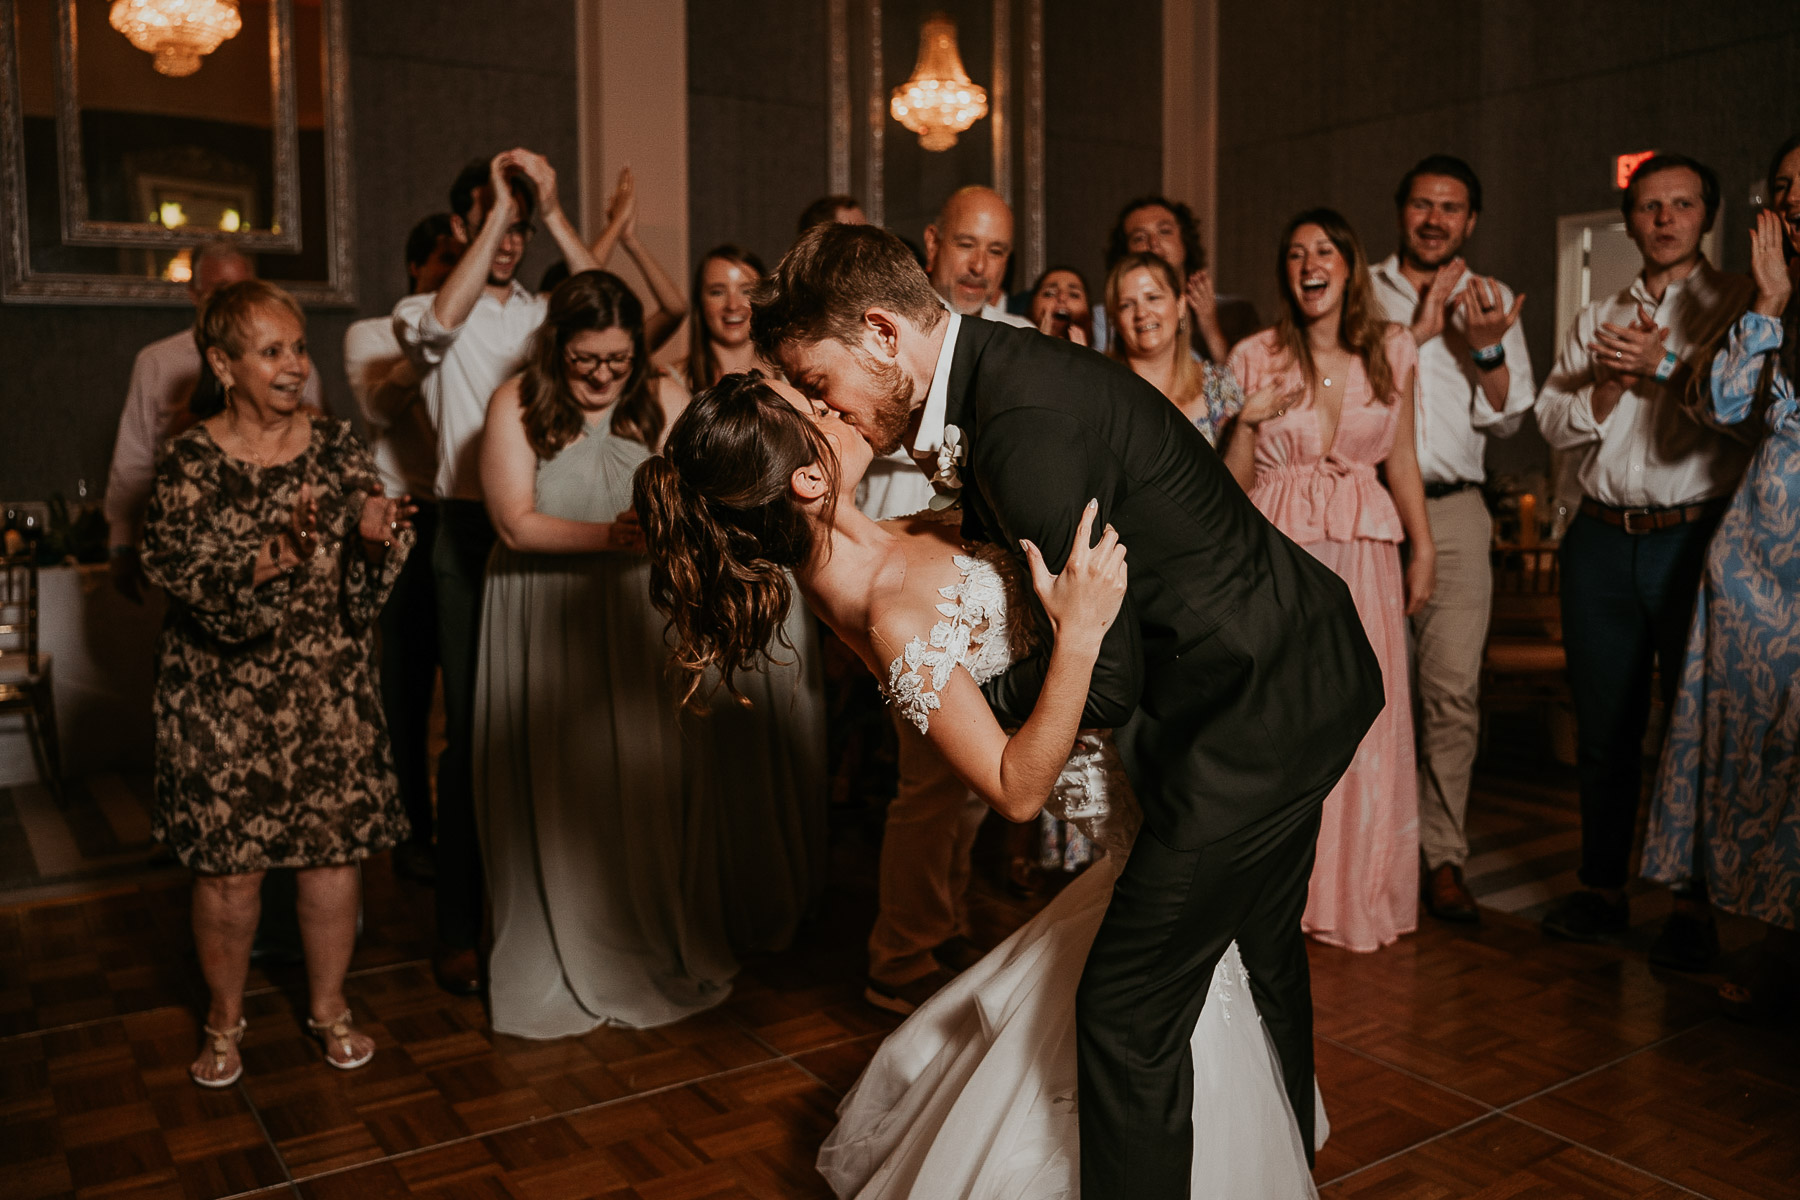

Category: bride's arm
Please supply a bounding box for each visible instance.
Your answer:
[870,503,1127,822]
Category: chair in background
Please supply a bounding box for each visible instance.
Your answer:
[1480,544,1569,757]
[0,554,62,802]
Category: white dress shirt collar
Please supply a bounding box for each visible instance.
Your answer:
[910,311,963,457]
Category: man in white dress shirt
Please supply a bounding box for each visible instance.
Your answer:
[342,213,463,885]
[1536,154,1752,966]
[857,188,1036,1014]
[393,149,598,994]
[1371,156,1535,924]
[104,241,325,600]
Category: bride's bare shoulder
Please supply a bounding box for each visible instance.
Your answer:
[864,533,973,659]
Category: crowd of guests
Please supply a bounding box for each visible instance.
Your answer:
[100,132,1800,1087]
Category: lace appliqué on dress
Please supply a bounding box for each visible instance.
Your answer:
[883,546,1028,735]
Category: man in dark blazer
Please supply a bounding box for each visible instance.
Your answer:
[754,222,1383,1196]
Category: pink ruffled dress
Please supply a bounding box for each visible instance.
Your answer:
[1227,327,1419,952]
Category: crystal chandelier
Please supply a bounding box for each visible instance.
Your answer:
[109,0,243,78]
[890,14,989,152]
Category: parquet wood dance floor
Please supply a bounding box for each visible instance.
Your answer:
[2,775,1795,1199]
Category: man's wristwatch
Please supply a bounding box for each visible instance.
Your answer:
[1470,342,1505,369]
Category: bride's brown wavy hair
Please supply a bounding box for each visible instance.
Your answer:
[633,371,838,707]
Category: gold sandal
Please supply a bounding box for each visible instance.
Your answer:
[190,1017,247,1088]
[306,1009,375,1070]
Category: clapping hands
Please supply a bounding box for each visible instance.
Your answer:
[1590,303,1668,385]
[358,484,417,553]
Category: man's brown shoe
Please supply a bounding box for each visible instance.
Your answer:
[1424,864,1480,924]
[433,948,482,996]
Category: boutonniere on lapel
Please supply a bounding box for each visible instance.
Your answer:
[928,424,966,510]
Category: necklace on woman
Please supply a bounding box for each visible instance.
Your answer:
[228,411,299,467]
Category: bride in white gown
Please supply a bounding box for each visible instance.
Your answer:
[634,372,1324,1199]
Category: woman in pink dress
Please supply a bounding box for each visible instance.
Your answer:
[1223,208,1436,952]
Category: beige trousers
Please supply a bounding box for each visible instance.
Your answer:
[867,711,988,986]
[1411,487,1492,871]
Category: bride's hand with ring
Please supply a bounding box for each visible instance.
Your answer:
[1021,500,1128,650]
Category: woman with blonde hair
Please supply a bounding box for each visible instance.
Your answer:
[142,279,415,1086]
[1224,208,1436,952]
[1106,250,1246,445]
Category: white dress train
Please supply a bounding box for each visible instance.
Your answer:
[817,545,1325,1199]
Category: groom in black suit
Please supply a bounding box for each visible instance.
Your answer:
[755,223,1383,1195]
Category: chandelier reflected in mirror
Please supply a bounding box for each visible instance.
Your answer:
[108,0,243,77]
[890,13,989,152]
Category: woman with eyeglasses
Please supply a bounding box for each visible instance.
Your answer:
[472,270,738,1037]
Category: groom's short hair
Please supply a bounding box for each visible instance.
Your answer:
[751,222,945,360]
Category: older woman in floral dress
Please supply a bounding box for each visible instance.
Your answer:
[142,280,415,1087]
[1643,136,1800,1020]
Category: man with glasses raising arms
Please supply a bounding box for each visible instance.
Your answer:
[394,148,599,995]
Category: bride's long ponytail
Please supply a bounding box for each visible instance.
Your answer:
[634,372,838,707]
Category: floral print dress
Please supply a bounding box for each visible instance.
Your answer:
[1642,310,1800,931]
[140,418,413,874]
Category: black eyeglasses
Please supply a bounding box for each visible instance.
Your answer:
[565,348,634,378]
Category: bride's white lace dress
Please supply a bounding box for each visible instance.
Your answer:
[817,543,1325,1199]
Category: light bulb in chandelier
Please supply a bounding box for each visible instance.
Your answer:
[109,0,243,78]
[890,13,989,152]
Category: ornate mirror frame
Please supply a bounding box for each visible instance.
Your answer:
[0,0,355,305]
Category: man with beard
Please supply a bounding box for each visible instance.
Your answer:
[1370,155,1535,923]
[924,186,1034,328]
[754,221,1384,1198]
[394,149,597,994]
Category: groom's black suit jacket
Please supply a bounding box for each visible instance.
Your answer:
[950,319,1385,848]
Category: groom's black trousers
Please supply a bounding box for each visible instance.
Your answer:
[1075,784,1329,1197]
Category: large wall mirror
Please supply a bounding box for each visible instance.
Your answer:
[0,0,354,305]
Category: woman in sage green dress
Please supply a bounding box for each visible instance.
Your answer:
[473,271,734,1037]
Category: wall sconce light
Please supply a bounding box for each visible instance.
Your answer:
[109,0,243,77]
[890,13,988,152]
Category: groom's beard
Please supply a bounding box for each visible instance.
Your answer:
[857,353,918,456]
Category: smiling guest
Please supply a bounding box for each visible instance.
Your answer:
[472,270,739,1036]
[683,245,772,390]
[1028,265,1094,347]
[924,186,1034,327]
[1105,252,1248,446]
[1225,208,1434,953]
[1106,194,1260,360]
[394,148,599,996]
[140,280,416,1088]
[1537,154,1755,963]
[1371,155,1536,926]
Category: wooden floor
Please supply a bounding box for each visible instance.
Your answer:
[2,761,1796,1198]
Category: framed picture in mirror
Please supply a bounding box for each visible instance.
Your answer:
[0,0,355,305]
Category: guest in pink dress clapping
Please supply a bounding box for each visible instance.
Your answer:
[1223,208,1436,952]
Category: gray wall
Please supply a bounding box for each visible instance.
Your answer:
[1213,0,1800,475]
[1043,0,1161,295]
[0,0,580,503]
[686,0,831,272]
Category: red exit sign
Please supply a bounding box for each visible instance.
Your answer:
[1615,151,1657,189]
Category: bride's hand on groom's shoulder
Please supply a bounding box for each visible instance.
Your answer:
[1022,500,1128,649]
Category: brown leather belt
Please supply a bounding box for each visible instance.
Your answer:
[1579,496,1727,535]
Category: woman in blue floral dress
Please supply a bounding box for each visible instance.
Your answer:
[1642,135,1800,1020]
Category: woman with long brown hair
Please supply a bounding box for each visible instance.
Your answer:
[682,244,774,391]
[1223,207,1435,953]
[471,270,739,1036]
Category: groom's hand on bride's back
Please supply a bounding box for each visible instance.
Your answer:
[1022,499,1128,650]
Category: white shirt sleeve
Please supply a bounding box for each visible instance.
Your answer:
[103,349,164,549]
[1535,307,1611,450]
[1470,284,1537,436]
[393,291,460,373]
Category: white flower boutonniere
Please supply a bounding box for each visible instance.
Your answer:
[928,424,966,511]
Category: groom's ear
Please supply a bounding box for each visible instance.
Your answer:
[862,308,904,362]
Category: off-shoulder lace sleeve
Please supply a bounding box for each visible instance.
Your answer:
[880,549,1022,734]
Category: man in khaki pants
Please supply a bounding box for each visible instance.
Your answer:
[1372,155,1536,921]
